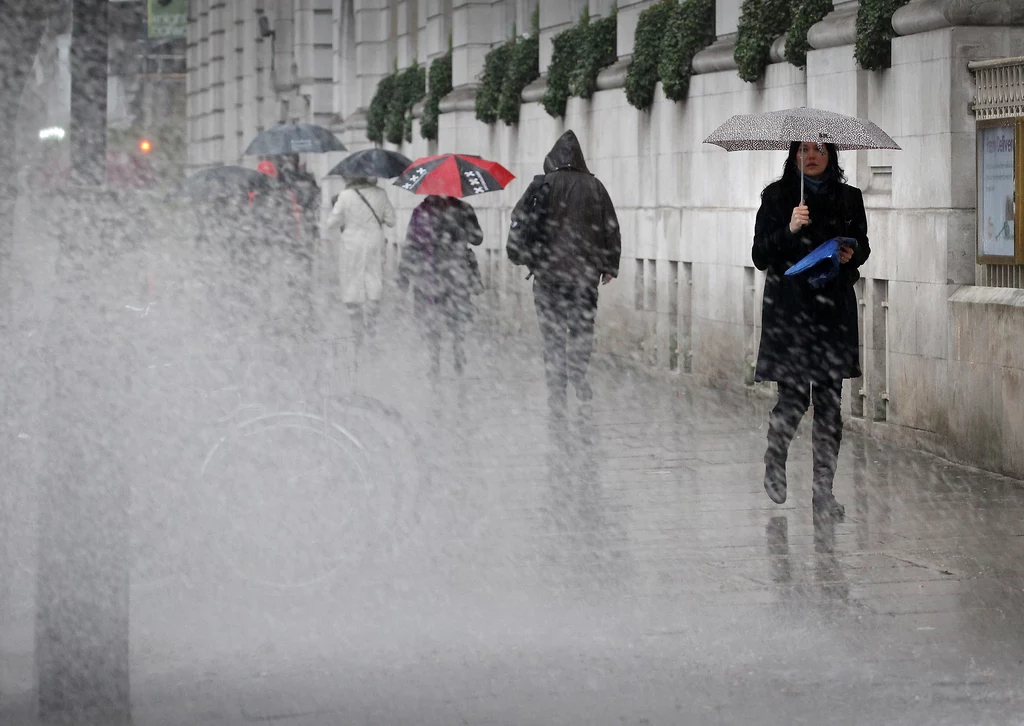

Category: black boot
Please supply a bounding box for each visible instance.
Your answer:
[812,482,845,518]
[763,449,787,504]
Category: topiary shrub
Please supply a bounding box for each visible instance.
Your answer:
[542,22,583,118]
[475,42,512,124]
[785,0,833,68]
[625,0,676,111]
[660,0,715,101]
[497,8,540,125]
[420,53,452,141]
[568,5,618,100]
[366,72,396,145]
[385,63,426,145]
[734,0,791,82]
[854,0,909,70]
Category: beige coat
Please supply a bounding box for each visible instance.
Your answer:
[325,183,396,304]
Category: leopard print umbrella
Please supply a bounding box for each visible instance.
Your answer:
[704,107,900,151]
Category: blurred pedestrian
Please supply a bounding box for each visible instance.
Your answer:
[753,141,870,518]
[512,130,620,431]
[398,194,484,379]
[324,176,396,349]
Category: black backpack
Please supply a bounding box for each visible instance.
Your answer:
[506,174,551,276]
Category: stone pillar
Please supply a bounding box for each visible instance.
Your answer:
[335,0,359,121]
[397,0,419,67]
[614,0,655,61]
[692,0,742,72]
[208,1,227,163]
[451,0,496,88]
[513,0,539,37]
[419,0,453,65]
[295,0,336,126]
[539,0,586,73]
[355,0,394,111]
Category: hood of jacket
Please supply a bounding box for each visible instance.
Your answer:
[543,130,590,174]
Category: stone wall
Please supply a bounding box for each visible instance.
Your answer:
[187,0,1024,478]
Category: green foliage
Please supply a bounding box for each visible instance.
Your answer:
[785,0,832,68]
[855,0,909,70]
[660,0,715,101]
[568,5,618,100]
[625,0,676,111]
[420,53,452,141]
[497,30,540,125]
[734,0,791,82]
[542,22,583,118]
[475,42,513,124]
[384,63,426,145]
[366,73,395,145]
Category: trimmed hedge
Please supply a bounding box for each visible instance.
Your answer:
[497,11,541,125]
[625,0,676,110]
[855,0,909,70]
[384,63,426,145]
[660,0,715,102]
[475,42,512,123]
[542,21,583,118]
[420,53,452,141]
[568,6,618,100]
[366,72,396,145]
[785,0,833,68]
[735,0,791,82]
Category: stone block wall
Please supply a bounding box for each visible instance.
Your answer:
[187,0,1024,477]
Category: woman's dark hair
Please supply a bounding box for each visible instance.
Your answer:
[780,141,845,188]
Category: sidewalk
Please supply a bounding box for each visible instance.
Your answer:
[4,291,1024,725]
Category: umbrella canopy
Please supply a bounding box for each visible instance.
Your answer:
[704,107,900,152]
[177,165,270,201]
[326,148,413,180]
[393,154,515,197]
[243,123,347,156]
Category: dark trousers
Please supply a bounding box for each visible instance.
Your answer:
[533,278,599,407]
[417,292,466,377]
[767,381,843,490]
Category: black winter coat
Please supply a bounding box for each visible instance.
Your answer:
[534,130,620,284]
[752,179,870,385]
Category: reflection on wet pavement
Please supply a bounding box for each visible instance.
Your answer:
[3,288,1024,724]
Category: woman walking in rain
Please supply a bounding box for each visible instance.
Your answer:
[753,141,870,517]
[325,176,396,349]
[398,194,484,379]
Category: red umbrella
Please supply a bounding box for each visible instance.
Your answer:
[393,153,515,197]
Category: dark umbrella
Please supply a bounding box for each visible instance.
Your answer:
[176,165,270,201]
[243,123,346,156]
[393,153,514,197]
[326,148,413,180]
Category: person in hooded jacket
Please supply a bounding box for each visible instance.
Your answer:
[398,194,484,378]
[324,176,396,349]
[753,141,870,518]
[525,130,620,425]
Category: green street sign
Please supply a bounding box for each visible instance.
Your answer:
[148,0,187,39]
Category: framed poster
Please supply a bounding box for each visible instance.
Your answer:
[977,118,1024,264]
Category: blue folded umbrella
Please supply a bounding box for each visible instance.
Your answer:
[785,237,858,288]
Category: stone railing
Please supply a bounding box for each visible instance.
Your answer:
[970,55,1024,120]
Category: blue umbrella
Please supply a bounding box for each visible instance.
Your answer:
[785,237,858,288]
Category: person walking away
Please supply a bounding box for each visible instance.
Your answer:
[752,141,870,518]
[398,194,484,379]
[324,176,396,350]
[515,129,620,430]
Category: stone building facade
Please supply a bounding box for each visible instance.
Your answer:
[187,0,1024,478]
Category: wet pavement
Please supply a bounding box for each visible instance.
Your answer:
[2,238,1024,724]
